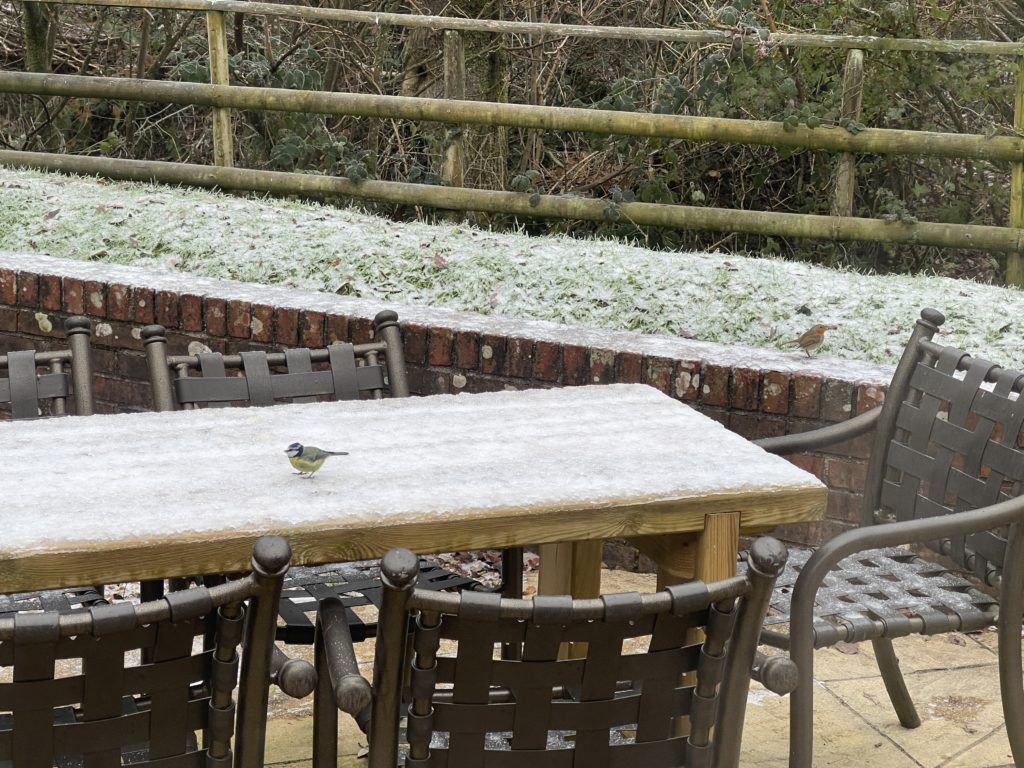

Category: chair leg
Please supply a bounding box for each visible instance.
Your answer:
[999,522,1024,765]
[871,638,921,728]
[787,634,815,768]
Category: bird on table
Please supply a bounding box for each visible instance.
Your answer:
[781,323,837,357]
[285,443,349,478]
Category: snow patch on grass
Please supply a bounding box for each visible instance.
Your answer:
[0,166,1020,370]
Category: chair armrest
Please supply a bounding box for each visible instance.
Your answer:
[271,645,317,699]
[755,407,881,454]
[318,597,373,716]
[751,651,799,695]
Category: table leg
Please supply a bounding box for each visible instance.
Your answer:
[537,540,603,659]
[693,511,740,582]
[536,540,602,598]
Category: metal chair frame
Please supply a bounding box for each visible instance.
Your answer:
[142,309,409,410]
[0,315,93,419]
[312,539,796,768]
[752,307,1024,768]
[0,535,312,768]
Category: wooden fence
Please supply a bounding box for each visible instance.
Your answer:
[4,0,1024,282]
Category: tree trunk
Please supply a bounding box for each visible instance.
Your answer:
[22,1,51,73]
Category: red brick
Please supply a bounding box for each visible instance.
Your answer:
[428,328,454,367]
[729,411,763,439]
[155,290,179,328]
[673,361,701,401]
[300,311,324,347]
[786,453,824,479]
[204,297,227,337]
[227,300,252,339]
[132,288,155,324]
[454,331,480,370]
[826,489,863,524]
[702,364,729,407]
[107,284,131,321]
[532,341,561,383]
[349,317,373,342]
[821,380,855,423]
[762,371,790,414]
[588,349,615,384]
[460,373,509,393]
[773,519,854,548]
[61,277,83,314]
[325,313,350,345]
[617,351,642,384]
[562,344,587,386]
[179,294,203,332]
[252,304,275,343]
[825,458,868,492]
[507,338,533,379]
[792,373,822,419]
[99,321,145,351]
[275,308,299,346]
[479,335,506,376]
[731,367,759,411]
[0,269,15,305]
[0,307,16,332]
[403,323,428,366]
[92,375,154,410]
[17,271,39,308]
[39,274,62,311]
[84,280,106,317]
[642,355,675,394]
[17,308,60,338]
[856,382,886,415]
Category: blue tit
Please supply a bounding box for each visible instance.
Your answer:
[284,442,349,478]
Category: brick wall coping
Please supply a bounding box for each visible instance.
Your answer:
[0,251,895,386]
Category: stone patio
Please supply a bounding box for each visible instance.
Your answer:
[263,568,1016,768]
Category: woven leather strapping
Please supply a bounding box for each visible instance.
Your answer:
[880,346,1024,585]
[172,345,386,407]
[403,588,742,767]
[0,585,254,767]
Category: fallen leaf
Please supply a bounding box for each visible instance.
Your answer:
[834,641,859,655]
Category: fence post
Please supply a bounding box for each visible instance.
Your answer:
[206,10,233,167]
[441,30,466,190]
[831,48,864,217]
[1008,55,1024,287]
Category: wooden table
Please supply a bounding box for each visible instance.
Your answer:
[0,383,825,594]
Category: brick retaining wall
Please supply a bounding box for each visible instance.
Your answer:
[0,252,896,552]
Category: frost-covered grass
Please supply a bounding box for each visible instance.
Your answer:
[0,166,1022,369]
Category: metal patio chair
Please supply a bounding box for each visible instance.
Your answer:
[142,309,410,410]
[0,535,314,768]
[0,314,93,419]
[748,307,1024,768]
[0,315,101,621]
[311,538,798,768]
[141,310,523,642]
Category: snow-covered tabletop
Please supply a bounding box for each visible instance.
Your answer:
[0,383,825,591]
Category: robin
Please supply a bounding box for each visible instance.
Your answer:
[781,323,836,357]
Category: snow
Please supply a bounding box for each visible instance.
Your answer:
[0,167,1020,381]
[0,384,822,555]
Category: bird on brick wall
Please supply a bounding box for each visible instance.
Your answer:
[781,323,837,357]
[285,443,348,478]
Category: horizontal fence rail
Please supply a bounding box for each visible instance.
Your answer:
[34,0,1024,56]
[4,0,1024,276]
[3,151,1021,253]
[2,72,1020,163]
